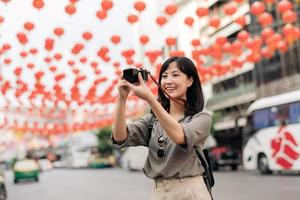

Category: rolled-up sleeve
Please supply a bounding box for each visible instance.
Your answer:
[180,112,212,151]
[111,114,154,148]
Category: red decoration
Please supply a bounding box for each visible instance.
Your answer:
[165,37,176,46]
[54,27,64,37]
[282,10,297,24]
[184,17,194,27]
[111,35,121,44]
[139,35,149,45]
[235,16,247,27]
[33,0,44,10]
[209,16,220,28]
[156,16,167,26]
[237,30,250,42]
[223,2,237,16]
[261,27,274,39]
[191,39,200,47]
[101,0,113,10]
[134,1,146,12]
[17,32,28,45]
[196,7,208,17]
[45,38,55,51]
[127,14,138,24]
[277,41,288,53]
[65,4,76,16]
[258,12,273,27]
[24,22,35,31]
[96,10,107,20]
[165,4,177,16]
[277,0,293,14]
[82,32,93,41]
[250,1,265,16]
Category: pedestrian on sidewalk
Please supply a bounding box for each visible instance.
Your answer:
[111,56,212,200]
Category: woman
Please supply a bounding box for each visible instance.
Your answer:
[112,56,212,200]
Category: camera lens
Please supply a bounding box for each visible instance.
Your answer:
[123,68,139,83]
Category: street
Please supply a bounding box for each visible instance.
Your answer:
[5,168,300,200]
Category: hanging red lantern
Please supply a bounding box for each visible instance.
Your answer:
[96,10,107,20]
[27,63,35,69]
[165,4,177,16]
[54,53,62,60]
[235,15,247,27]
[24,22,35,31]
[14,67,22,76]
[134,1,146,12]
[17,32,28,45]
[165,37,176,46]
[44,57,52,63]
[65,4,76,16]
[0,16,4,24]
[3,58,11,65]
[30,48,38,54]
[101,0,113,11]
[258,12,273,27]
[261,47,274,58]
[223,2,237,16]
[195,7,209,17]
[277,0,293,14]
[113,62,120,68]
[184,17,194,27]
[20,51,28,58]
[235,0,245,3]
[156,16,167,26]
[237,30,250,42]
[2,43,11,50]
[277,40,288,53]
[282,10,297,24]
[261,27,274,39]
[82,31,93,41]
[191,39,200,47]
[250,1,265,16]
[209,16,220,28]
[216,36,227,46]
[127,14,138,24]
[80,57,87,63]
[33,0,44,10]
[54,27,64,37]
[45,38,55,51]
[49,66,57,72]
[139,35,149,45]
[111,35,121,44]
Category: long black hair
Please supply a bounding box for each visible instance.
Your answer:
[157,56,204,116]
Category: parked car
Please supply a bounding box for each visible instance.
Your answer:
[13,159,39,183]
[0,172,7,200]
[208,146,241,171]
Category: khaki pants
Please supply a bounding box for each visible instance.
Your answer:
[151,175,212,200]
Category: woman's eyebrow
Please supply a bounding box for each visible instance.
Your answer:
[163,70,181,74]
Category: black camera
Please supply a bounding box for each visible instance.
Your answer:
[123,68,148,84]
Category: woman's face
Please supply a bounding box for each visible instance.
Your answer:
[161,61,193,100]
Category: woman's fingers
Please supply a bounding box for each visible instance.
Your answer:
[138,73,145,85]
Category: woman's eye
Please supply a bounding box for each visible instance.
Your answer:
[162,75,168,78]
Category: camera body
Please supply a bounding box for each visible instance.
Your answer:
[123,68,148,84]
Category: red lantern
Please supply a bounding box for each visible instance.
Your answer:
[80,57,87,63]
[235,16,247,27]
[127,14,138,24]
[209,16,220,28]
[2,43,11,50]
[27,63,35,69]
[111,35,121,44]
[250,1,265,16]
[139,35,149,45]
[134,1,146,12]
[82,31,93,41]
[20,51,28,58]
[0,16,4,24]
[282,10,297,24]
[17,32,28,45]
[54,53,62,60]
[49,66,57,72]
[165,37,176,46]
[195,7,208,17]
[258,12,273,27]
[261,27,274,39]
[24,22,35,31]
[101,0,113,11]
[30,48,38,54]
[191,39,200,47]
[54,27,64,37]
[165,4,177,16]
[156,16,167,26]
[277,0,293,14]
[277,40,288,53]
[96,10,107,20]
[184,17,194,27]
[223,2,237,16]
[65,4,76,16]
[216,36,227,46]
[237,30,250,42]
[33,0,44,10]
[45,38,55,51]
[235,0,244,3]
[14,67,22,76]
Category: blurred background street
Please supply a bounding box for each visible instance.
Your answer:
[4,168,300,200]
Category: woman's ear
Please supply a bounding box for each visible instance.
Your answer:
[187,77,193,87]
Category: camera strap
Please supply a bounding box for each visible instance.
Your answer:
[147,73,185,106]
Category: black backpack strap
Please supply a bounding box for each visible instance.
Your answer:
[195,148,214,200]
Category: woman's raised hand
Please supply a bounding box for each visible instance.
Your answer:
[117,75,131,100]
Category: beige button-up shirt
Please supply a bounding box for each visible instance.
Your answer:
[112,112,212,179]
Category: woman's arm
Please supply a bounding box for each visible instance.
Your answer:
[112,97,128,142]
